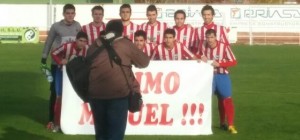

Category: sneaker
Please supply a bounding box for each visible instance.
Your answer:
[220,124,228,131]
[228,125,238,134]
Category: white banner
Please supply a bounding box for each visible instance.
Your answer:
[61,61,213,135]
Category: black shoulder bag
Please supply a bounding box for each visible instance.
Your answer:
[66,46,104,102]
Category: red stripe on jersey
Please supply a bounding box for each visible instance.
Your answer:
[142,43,155,57]
[141,21,167,45]
[151,42,194,60]
[173,25,195,51]
[123,22,139,41]
[201,41,236,74]
[194,22,229,49]
[82,22,106,45]
[51,42,89,65]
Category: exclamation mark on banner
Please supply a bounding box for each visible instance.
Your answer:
[190,103,196,125]
[181,103,188,125]
[198,103,204,125]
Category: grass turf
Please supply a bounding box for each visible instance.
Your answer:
[0,43,299,140]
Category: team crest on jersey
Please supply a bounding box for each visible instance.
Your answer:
[157,31,160,35]
[214,55,220,60]
[149,37,156,42]
[183,35,187,40]
[174,54,178,60]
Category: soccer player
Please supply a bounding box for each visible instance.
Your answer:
[134,30,155,57]
[151,28,198,60]
[82,5,105,45]
[40,3,81,132]
[199,29,238,134]
[193,5,229,52]
[51,31,89,132]
[173,10,195,51]
[119,4,140,41]
[140,4,168,46]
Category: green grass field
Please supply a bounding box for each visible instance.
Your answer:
[0,43,299,140]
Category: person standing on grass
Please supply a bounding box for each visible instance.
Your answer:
[82,5,106,45]
[173,10,195,51]
[193,4,230,53]
[134,30,155,57]
[119,4,140,41]
[199,29,238,134]
[51,31,89,132]
[140,4,168,46]
[40,3,81,132]
[151,28,198,60]
[87,20,150,140]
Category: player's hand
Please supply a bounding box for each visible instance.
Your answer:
[211,60,220,67]
[61,59,68,65]
[201,55,208,62]
[40,63,47,70]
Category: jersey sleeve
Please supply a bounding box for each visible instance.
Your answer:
[51,45,65,65]
[219,45,237,67]
[42,24,57,59]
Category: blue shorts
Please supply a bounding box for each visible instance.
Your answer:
[55,68,63,96]
[212,74,232,98]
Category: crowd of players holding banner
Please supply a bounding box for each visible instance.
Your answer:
[40,2,238,136]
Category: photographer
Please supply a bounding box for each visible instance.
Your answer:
[87,20,150,140]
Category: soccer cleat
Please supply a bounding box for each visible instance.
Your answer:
[46,122,54,130]
[52,125,60,133]
[220,124,228,131]
[228,125,238,134]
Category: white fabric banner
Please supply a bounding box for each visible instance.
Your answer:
[61,61,213,135]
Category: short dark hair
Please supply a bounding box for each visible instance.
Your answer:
[76,31,88,40]
[134,30,147,40]
[174,10,186,19]
[201,5,215,16]
[63,4,75,13]
[120,4,131,13]
[164,28,176,37]
[205,29,216,37]
[92,5,104,13]
[147,4,157,13]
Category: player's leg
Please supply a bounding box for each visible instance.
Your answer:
[213,75,226,130]
[47,64,57,130]
[53,67,63,132]
[215,74,237,134]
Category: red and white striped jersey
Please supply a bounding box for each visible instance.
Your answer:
[151,41,194,60]
[82,22,106,45]
[200,41,236,74]
[173,24,195,50]
[123,22,140,42]
[51,42,89,65]
[193,22,229,52]
[141,43,155,57]
[140,21,168,45]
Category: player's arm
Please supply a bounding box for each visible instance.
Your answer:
[182,43,198,60]
[218,45,237,67]
[51,45,65,65]
[41,24,57,64]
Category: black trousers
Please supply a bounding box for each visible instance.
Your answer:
[89,96,129,140]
